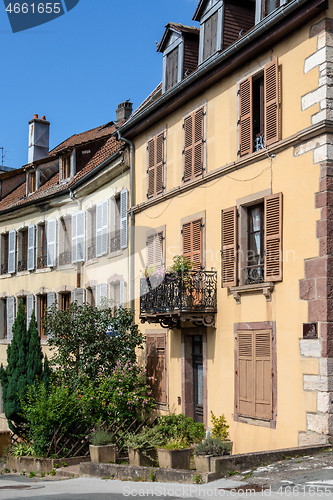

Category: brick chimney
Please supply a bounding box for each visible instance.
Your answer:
[116,101,133,123]
[28,114,50,163]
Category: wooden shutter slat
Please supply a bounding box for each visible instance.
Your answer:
[184,109,204,182]
[194,109,204,178]
[254,330,272,419]
[239,77,253,157]
[148,134,164,198]
[184,115,193,182]
[182,219,202,270]
[264,193,282,282]
[221,206,237,287]
[264,58,279,147]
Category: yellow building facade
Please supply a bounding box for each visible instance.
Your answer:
[119,0,333,452]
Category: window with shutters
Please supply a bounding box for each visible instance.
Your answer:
[182,219,203,271]
[37,224,47,269]
[235,323,276,424]
[0,298,7,339]
[1,233,8,275]
[110,196,121,253]
[18,229,28,272]
[59,217,71,266]
[183,107,205,183]
[203,10,219,61]
[147,132,165,199]
[221,193,282,288]
[197,1,223,64]
[238,59,280,157]
[146,333,167,404]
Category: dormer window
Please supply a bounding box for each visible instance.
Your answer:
[193,0,255,64]
[257,0,284,22]
[62,155,71,180]
[158,23,199,94]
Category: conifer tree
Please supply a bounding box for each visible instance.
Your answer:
[0,302,48,434]
[42,355,51,391]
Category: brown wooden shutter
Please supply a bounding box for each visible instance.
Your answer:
[264,192,282,282]
[146,334,167,404]
[239,76,253,157]
[147,133,164,198]
[183,108,204,182]
[264,58,279,146]
[237,330,254,417]
[183,219,202,271]
[254,330,272,419]
[221,206,238,287]
[166,47,178,91]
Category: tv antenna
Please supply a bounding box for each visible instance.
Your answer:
[0,147,5,166]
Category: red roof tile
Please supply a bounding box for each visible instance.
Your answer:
[50,122,115,154]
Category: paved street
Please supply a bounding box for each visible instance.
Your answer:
[0,451,333,499]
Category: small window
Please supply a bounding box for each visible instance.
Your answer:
[60,292,71,311]
[59,218,71,265]
[1,233,9,275]
[62,155,71,180]
[88,207,96,260]
[111,197,121,252]
[18,229,28,272]
[37,224,47,269]
[27,172,36,195]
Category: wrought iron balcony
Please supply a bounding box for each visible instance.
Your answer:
[18,259,27,272]
[37,256,47,269]
[140,271,217,329]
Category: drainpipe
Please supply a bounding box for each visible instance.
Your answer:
[116,131,135,314]
[69,188,82,289]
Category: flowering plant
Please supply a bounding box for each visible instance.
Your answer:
[142,266,166,279]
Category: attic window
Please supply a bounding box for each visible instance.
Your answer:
[27,172,36,195]
[166,47,179,91]
[203,10,218,61]
[62,155,71,180]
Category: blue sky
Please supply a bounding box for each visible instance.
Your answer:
[0,0,199,169]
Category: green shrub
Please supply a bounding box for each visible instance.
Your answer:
[156,413,205,446]
[125,426,163,451]
[194,437,232,456]
[211,413,229,441]
[90,429,115,446]
[9,441,35,458]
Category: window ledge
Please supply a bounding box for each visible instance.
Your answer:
[57,264,75,271]
[0,274,11,279]
[85,258,99,267]
[17,271,30,277]
[230,282,274,304]
[0,339,10,344]
[236,414,272,428]
[36,268,51,274]
[108,250,123,259]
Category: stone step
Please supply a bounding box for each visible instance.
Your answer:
[56,464,81,478]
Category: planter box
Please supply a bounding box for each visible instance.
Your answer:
[194,454,211,472]
[157,448,191,470]
[128,448,157,467]
[89,444,116,464]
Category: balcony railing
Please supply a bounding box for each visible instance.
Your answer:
[59,251,71,266]
[37,256,47,269]
[18,259,27,272]
[1,262,8,275]
[243,264,264,285]
[140,271,217,329]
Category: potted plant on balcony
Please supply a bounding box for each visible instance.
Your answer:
[125,426,163,467]
[193,437,232,472]
[89,428,117,463]
[156,413,205,470]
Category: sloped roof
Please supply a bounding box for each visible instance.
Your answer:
[132,83,163,117]
[50,122,115,154]
[0,123,124,213]
[157,22,199,52]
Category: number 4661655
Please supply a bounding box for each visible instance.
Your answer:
[6,3,62,14]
